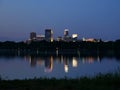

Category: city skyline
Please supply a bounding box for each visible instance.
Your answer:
[28,30,100,43]
[0,0,120,41]
[28,29,88,43]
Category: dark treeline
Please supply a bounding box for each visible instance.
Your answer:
[0,40,120,50]
[0,40,120,53]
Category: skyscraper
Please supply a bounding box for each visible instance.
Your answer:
[63,29,72,42]
[30,32,36,40]
[45,29,53,42]
[64,29,69,37]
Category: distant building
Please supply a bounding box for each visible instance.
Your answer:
[30,32,36,40]
[72,34,78,42]
[63,36,72,42]
[64,29,69,37]
[63,29,72,42]
[57,36,63,41]
[45,29,53,42]
[82,38,100,42]
[36,35,45,41]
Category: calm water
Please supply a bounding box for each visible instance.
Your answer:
[0,53,120,80]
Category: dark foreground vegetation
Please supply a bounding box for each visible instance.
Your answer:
[0,72,120,90]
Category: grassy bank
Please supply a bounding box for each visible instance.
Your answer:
[0,73,120,90]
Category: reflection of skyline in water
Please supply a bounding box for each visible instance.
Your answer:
[24,55,101,73]
[0,52,120,80]
[0,49,120,60]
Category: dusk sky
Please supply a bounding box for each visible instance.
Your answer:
[0,0,120,41]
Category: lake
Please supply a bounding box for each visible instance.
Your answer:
[0,51,120,80]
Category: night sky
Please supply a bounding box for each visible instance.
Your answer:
[0,0,120,41]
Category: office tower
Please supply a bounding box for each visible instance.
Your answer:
[30,32,36,40]
[64,29,69,37]
[45,29,53,42]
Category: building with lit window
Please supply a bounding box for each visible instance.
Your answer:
[82,38,100,42]
[36,35,45,41]
[72,34,78,42]
[45,29,53,42]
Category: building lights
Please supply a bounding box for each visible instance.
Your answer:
[64,65,68,73]
[72,57,78,67]
[72,34,78,38]
[27,29,100,43]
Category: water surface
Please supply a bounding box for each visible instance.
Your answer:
[0,53,120,80]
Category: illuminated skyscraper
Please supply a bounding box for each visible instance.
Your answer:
[45,29,53,42]
[64,29,69,37]
[30,32,36,40]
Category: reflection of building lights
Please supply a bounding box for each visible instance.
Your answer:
[37,60,44,66]
[97,56,100,62]
[29,57,37,67]
[88,59,94,63]
[56,48,58,56]
[61,55,64,63]
[64,65,68,73]
[44,56,53,73]
[50,56,53,71]
[72,57,78,67]
[29,56,32,64]
[82,58,85,64]
[24,56,32,63]
[82,57,94,64]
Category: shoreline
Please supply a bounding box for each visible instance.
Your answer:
[0,72,120,90]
